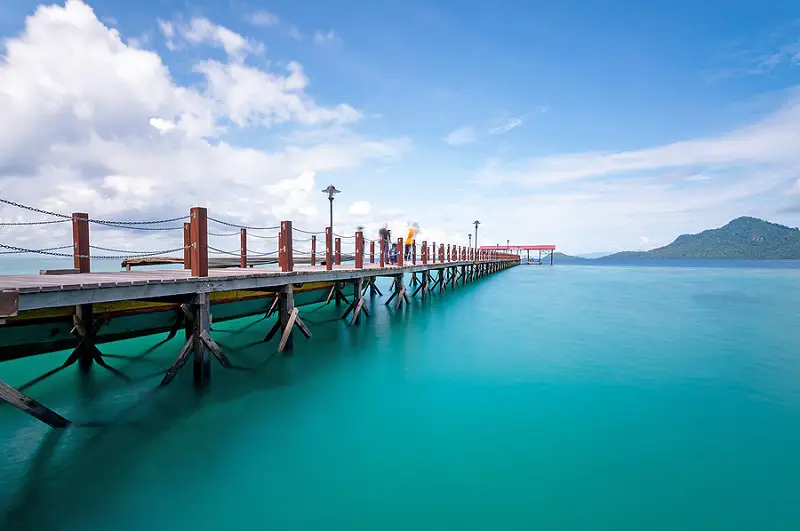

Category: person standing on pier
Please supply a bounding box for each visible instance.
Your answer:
[379,223,391,263]
[404,222,419,261]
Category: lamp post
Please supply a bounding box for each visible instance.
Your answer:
[468,233,472,255]
[322,184,340,234]
[473,220,480,259]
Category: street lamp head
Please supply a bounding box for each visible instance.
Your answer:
[322,185,341,200]
[473,220,481,227]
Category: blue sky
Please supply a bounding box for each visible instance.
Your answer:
[0,0,799,253]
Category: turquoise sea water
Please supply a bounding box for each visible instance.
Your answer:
[1,262,800,530]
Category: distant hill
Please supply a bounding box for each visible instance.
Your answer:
[599,217,800,260]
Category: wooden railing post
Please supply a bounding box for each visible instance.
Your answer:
[355,231,364,268]
[446,244,451,262]
[379,238,385,267]
[432,242,436,263]
[397,237,404,267]
[183,222,192,270]
[72,212,90,273]
[439,244,444,263]
[325,227,333,271]
[412,243,417,265]
[422,240,428,265]
[370,241,375,264]
[335,237,341,265]
[240,228,247,268]
[190,207,208,277]
[279,221,294,272]
[311,235,316,266]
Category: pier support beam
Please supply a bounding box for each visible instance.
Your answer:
[385,274,408,308]
[262,285,312,353]
[161,293,232,387]
[343,278,370,325]
[0,380,71,428]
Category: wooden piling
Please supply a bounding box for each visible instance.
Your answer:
[335,238,342,265]
[192,292,211,385]
[397,237,404,267]
[279,221,294,272]
[355,231,364,269]
[370,241,375,264]
[278,284,295,353]
[379,238,385,267]
[190,207,208,278]
[71,212,90,273]
[184,222,192,270]
[422,240,428,265]
[326,227,333,271]
[240,228,247,268]
[311,235,317,266]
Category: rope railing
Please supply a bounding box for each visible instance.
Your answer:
[2,197,510,275]
[208,216,279,231]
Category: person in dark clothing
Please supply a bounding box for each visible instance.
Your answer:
[379,223,391,263]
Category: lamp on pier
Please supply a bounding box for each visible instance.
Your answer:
[322,184,341,235]
[473,220,480,257]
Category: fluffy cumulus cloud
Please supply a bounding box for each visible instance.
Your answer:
[0,1,407,252]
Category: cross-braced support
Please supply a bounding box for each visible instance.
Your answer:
[343,278,370,325]
[262,285,312,353]
[160,293,233,387]
[17,304,129,393]
[411,269,430,300]
[385,274,409,308]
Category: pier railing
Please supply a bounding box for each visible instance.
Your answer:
[0,200,515,276]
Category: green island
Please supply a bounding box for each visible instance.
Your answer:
[557,217,800,261]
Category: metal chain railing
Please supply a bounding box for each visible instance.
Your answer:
[0,243,188,259]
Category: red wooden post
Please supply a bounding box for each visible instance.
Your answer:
[397,237,404,267]
[412,243,417,265]
[439,244,444,262]
[190,207,208,277]
[279,221,294,272]
[370,241,375,264]
[355,231,364,269]
[72,212,90,273]
[325,227,333,271]
[183,222,192,270]
[379,238,385,267]
[335,237,341,265]
[446,244,451,262]
[240,228,247,268]
[431,242,436,263]
[311,235,316,266]
[422,240,428,265]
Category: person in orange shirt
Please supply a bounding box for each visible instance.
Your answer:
[404,222,419,261]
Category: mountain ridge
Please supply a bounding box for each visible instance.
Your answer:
[562,217,800,260]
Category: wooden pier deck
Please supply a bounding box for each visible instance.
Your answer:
[0,202,532,428]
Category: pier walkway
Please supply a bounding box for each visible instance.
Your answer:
[0,203,528,428]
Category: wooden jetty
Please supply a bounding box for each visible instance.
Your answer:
[0,206,524,428]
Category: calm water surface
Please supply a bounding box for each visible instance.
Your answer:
[1,263,799,530]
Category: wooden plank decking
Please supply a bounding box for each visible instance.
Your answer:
[0,260,500,316]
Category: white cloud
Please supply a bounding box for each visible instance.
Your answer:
[248,11,279,27]
[475,96,800,188]
[488,117,522,135]
[313,30,340,45]
[348,200,372,216]
[195,60,361,127]
[164,16,263,60]
[443,126,477,146]
[288,26,303,41]
[0,1,408,252]
[148,117,176,133]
